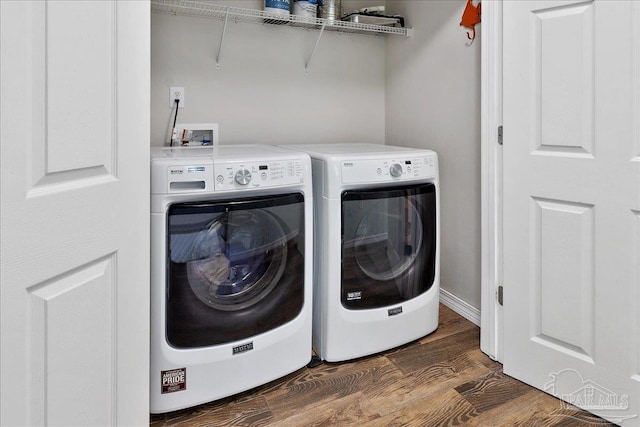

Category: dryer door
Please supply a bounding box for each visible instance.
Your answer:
[166,193,305,348]
[341,183,436,309]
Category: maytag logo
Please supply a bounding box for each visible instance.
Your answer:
[347,291,362,301]
[169,168,184,175]
[232,342,253,355]
[388,306,403,316]
[343,162,354,167]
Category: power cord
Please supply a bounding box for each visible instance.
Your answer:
[170,98,180,147]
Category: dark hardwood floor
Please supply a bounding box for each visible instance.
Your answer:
[150,304,615,426]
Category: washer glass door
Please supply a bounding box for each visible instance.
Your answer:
[341,183,436,309]
[166,193,305,348]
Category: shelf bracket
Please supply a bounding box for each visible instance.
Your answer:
[304,21,327,72]
[216,9,230,69]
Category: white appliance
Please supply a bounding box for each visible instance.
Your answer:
[150,145,313,413]
[284,143,440,362]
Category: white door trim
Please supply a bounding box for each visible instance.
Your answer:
[480,0,504,363]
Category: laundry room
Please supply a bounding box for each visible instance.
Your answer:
[150,0,483,422]
[2,0,638,425]
[150,0,481,320]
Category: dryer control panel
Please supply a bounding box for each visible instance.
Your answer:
[213,160,305,191]
[341,155,437,184]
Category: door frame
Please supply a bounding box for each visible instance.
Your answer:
[480,0,504,363]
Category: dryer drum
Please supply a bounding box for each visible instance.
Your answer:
[341,183,436,310]
[353,199,423,283]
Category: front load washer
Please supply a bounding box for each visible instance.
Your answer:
[150,145,313,413]
[284,143,439,362]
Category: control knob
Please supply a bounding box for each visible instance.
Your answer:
[389,163,403,178]
[234,169,252,185]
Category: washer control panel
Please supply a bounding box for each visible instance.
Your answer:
[163,164,214,193]
[214,160,305,191]
[341,155,437,184]
[234,169,252,185]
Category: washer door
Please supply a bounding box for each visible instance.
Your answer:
[166,193,305,348]
[186,210,287,311]
[341,183,436,310]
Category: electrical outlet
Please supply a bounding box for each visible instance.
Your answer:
[169,87,185,108]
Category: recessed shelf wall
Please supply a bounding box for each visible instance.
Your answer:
[151,0,412,70]
[151,0,413,37]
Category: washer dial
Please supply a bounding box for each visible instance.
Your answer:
[234,169,252,185]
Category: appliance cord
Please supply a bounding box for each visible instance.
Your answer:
[170,98,180,147]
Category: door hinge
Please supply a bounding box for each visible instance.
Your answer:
[497,285,504,306]
[497,125,503,145]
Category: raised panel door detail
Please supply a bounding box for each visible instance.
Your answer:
[531,1,595,158]
[27,255,116,426]
[30,1,116,194]
[531,198,594,362]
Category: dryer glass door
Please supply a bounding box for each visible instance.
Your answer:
[166,193,305,348]
[341,183,436,309]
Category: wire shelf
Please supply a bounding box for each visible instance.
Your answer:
[150,0,412,37]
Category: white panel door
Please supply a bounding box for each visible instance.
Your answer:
[503,0,640,424]
[0,1,150,425]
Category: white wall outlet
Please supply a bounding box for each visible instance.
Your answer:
[169,87,185,108]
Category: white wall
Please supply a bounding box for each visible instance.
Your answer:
[151,0,386,146]
[386,1,482,309]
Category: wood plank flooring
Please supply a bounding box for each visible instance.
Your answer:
[150,304,615,426]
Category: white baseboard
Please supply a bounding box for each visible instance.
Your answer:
[439,288,481,326]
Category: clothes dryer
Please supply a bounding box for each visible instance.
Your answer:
[150,145,312,413]
[284,143,439,362]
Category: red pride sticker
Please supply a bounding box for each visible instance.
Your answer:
[161,368,186,394]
